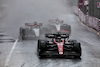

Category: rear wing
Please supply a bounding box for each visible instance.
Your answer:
[45,33,69,38]
[25,23,42,26]
[48,19,63,24]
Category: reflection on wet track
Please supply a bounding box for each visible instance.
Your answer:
[0,0,100,67]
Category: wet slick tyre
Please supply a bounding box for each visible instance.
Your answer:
[73,43,81,58]
[37,40,47,58]
[19,28,26,40]
[68,40,77,43]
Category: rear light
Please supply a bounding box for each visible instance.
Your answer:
[62,30,68,32]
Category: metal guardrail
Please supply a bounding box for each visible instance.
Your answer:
[73,6,100,34]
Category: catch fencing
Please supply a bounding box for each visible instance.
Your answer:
[73,6,100,33]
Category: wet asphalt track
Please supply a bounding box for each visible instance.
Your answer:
[0,0,100,67]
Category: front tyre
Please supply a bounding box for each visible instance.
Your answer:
[73,43,81,58]
[68,40,77,43]
[37,40,47,58]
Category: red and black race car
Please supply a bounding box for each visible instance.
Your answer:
[37,32,82,58]
[19,22,43,40]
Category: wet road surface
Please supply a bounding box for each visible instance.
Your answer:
[0,0,100,67]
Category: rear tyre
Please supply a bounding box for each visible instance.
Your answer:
[19,28,25,40]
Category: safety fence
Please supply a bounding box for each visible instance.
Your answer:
[73,6,100,33]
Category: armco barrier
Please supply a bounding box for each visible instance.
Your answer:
[98,20,100,32]
[78,9,84,22]
[78,9,81,21]
[84,15,89,25]
[92,17,99,31]
[88,16,93,28]
[82,13,86,24]
[80,11,84,22]
[74,6,100,33]
[81,12,85,22]
[78,9,89,25]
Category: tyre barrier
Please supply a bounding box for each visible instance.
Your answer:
[73,6,100,33]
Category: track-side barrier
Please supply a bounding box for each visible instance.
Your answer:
[73,6,100,34]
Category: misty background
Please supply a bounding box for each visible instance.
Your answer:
[0,0,78,39]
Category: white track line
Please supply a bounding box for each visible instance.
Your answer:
[4,39,18,67]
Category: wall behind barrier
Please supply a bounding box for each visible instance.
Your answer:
[81,0,100,19]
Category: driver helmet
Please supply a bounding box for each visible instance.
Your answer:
[56,37,61,42]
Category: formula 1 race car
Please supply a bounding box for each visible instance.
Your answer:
[48,19,71,35]
[37,32,82,58]
[19,22,43,40]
